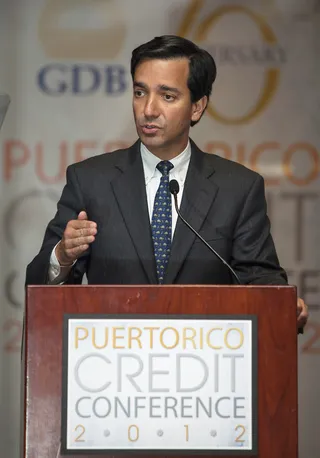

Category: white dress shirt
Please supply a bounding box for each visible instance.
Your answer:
[48,141,191,283]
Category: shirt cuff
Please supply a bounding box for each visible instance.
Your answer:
[48,242,75,284]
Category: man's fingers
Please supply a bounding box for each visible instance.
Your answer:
[65,244,89,259]
[55,239,89,266]
[56,214,97,265]
[69,219,97,230]
[298,314,308,328]
[64,235,95,250]
[297,297,304,315]
[64,226,96,244]
[297,298,308,315]
[297,298,309,329]
[76,227,97,238]
[78,211,88,220]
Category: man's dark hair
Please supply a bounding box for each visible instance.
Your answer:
[131,35,217,126]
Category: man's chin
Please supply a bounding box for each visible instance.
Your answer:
[139,133,164,147]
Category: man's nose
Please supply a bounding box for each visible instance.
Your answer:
[144,95,160,119]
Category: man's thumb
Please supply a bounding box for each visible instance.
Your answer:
[78,210,88,220]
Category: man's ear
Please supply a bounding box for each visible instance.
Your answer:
[191,96,207,123]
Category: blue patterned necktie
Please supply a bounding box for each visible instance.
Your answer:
[151,160,174,284]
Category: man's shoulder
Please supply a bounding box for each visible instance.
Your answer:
[205,151,261,181]
[189,137,262,189]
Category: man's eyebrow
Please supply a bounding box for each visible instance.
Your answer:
[133,81,148,89]
[133,82,182,95]
[158,84,181,95]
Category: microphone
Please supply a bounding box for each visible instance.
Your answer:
[169,179,241,285]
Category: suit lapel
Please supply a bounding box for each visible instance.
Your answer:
[165,142,219,284]
[111,141,158,284]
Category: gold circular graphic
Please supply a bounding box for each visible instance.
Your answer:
[39,0,126,60]
[178,2,281,125]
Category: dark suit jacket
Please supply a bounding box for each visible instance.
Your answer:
[26,139,287,286]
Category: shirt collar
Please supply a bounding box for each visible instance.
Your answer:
[140,140,191,184]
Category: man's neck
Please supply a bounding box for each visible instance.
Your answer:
[146,140,189,161]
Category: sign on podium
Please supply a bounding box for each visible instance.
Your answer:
[62,316,257,454]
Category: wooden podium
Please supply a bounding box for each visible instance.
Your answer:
[21,285,298,458]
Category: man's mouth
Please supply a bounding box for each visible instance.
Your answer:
[143,124,161,129]
[141,124,161,134]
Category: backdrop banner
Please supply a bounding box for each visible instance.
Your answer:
[0,1,319,456]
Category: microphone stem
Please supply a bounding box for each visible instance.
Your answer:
[173,193,241,285]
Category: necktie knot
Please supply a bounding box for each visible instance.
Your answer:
[156,160,174,176]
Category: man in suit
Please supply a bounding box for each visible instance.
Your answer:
[26,35,308,331]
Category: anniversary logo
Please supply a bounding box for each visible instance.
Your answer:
[62,317,256,452]
[178,1,286,125]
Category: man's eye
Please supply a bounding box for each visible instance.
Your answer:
[164,94,175,101]
[135,90,144,97]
